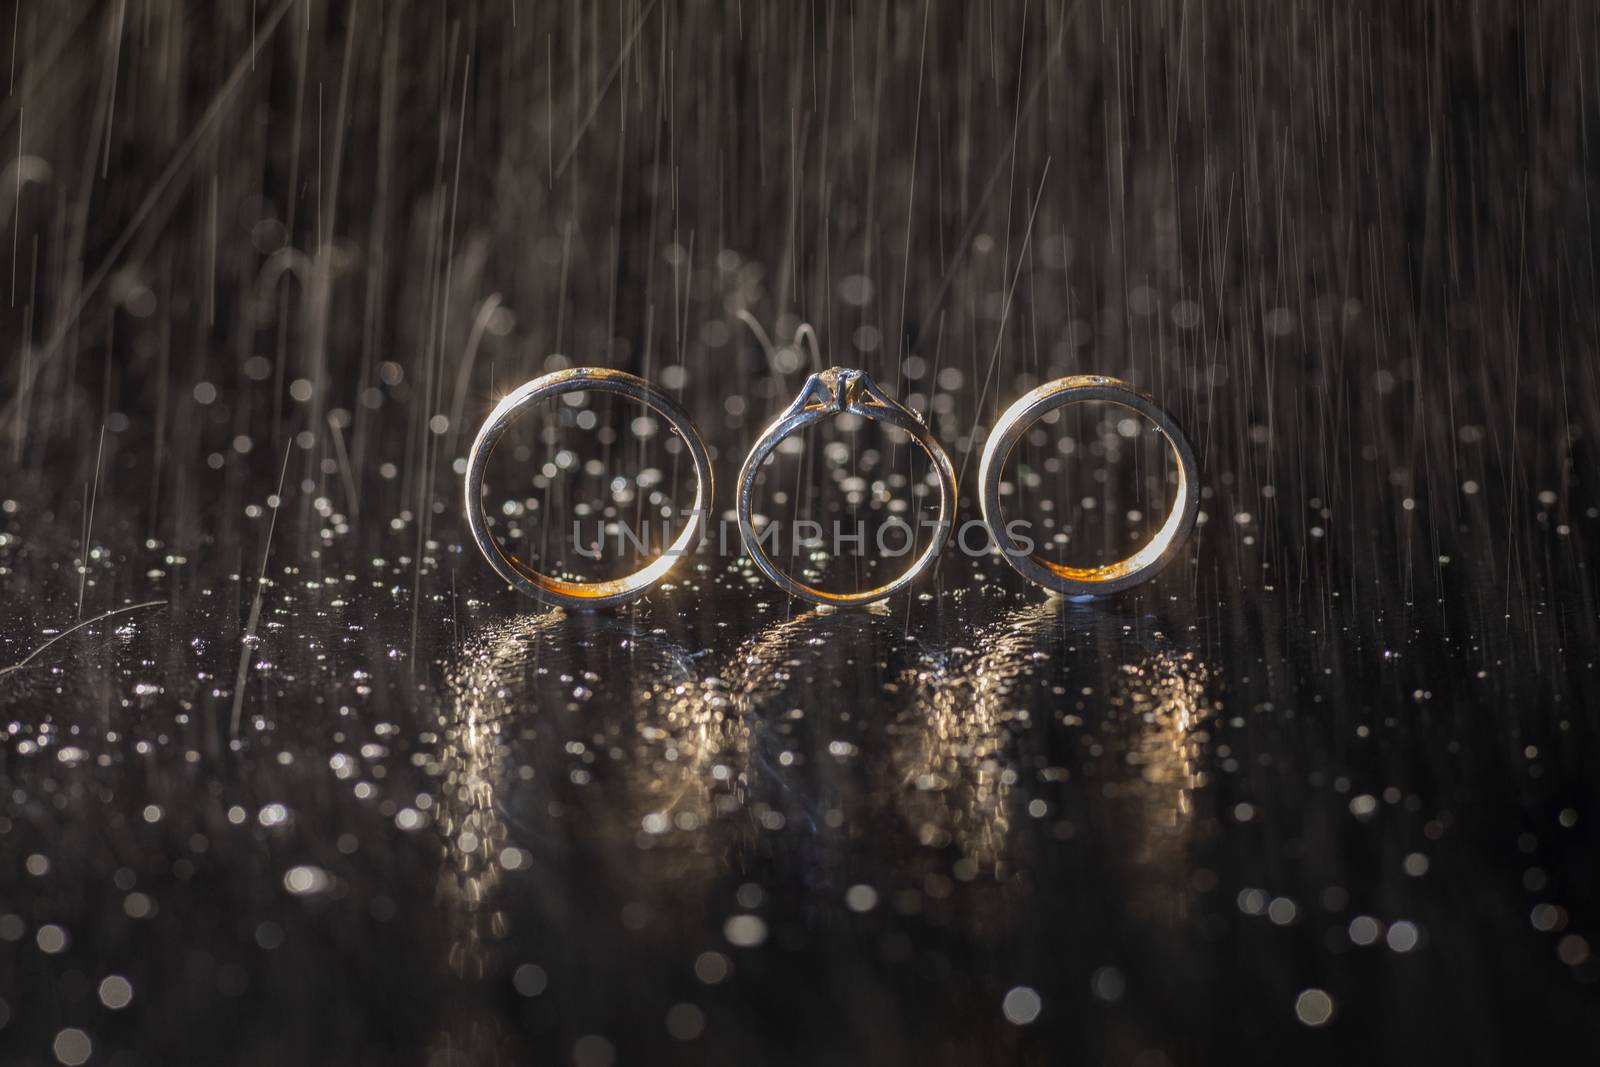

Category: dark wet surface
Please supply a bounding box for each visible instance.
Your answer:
[3,487,1598,1065]
[3,2,1600,1065]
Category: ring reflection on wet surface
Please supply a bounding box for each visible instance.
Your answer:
[434,611,742,1058]
[890,601,1215,902]
[417,593,1227,1062]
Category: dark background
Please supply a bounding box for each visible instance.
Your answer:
[2,1,1599,1064]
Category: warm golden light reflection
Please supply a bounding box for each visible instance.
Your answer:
[724,605,919,719]
[631,662,749,853]
[437,614,558,982]
[1106,642,1214,922]
[888,603,1055,879]
[720,604,915,835]
[426,599,1213,1067]
[430,612,742,1060]
[890,602,1215,893]
[439,612,746,961]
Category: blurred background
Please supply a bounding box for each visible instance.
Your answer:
[1,1,1599,1064]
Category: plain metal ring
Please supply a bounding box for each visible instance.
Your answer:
[464,367,714,609]
[736,367,956,607]
[978,375,1199,596]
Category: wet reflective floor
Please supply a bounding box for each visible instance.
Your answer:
[2,478,1598,1065]
[4,1,1600,1064]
